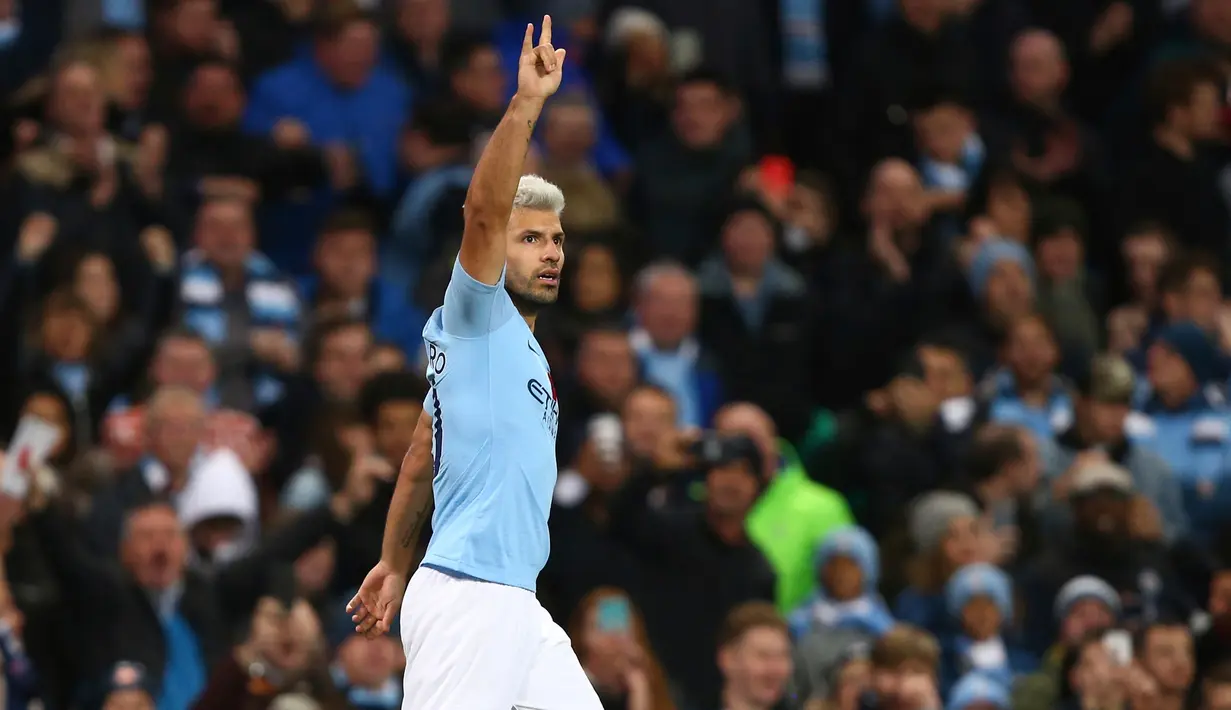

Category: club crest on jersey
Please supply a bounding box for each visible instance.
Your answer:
[526,378,559,439]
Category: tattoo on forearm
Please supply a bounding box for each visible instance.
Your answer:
[398,500,430,549]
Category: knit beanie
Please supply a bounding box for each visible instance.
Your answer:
[1154,321,1224,385]
[1053,575,1120,621]
[967,239,1035,298]
[815,526,881,592]
[946,563,1014,623]
[909,492,980,553]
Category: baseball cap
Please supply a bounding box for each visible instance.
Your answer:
[1075,354,1135,404]
[1071,461,1135,497]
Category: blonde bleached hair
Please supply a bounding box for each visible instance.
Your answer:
[513,174,566,215]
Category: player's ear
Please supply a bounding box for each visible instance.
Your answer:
[716,645,734,675]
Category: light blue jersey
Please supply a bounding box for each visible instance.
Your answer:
[419,260,560,592]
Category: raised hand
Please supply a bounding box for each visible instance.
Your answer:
[517,16,566,100]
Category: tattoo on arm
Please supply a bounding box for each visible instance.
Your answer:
[398,500,430,549]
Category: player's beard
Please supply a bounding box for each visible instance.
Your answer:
[506,273,559,316]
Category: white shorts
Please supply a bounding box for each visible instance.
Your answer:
[400,566,603,710]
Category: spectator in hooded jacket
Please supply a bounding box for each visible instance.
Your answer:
[1128,322,1231,544]
[1012,575,1121,710]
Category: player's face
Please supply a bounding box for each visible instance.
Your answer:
[505,208,565,314]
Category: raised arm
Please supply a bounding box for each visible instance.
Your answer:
[457,16,566,285]
[347,409,435,637]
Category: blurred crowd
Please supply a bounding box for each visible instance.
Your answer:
[7,0,1231,709]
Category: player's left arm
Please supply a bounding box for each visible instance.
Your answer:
[380,409,435,576]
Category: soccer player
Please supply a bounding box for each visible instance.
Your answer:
[346,16,603,710]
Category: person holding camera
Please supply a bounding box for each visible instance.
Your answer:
[607,424,775,709]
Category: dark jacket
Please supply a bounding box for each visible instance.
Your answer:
[697,257,813,441]
[608,468,776,709]
[30,505,343,701]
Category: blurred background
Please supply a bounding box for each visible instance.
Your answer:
[4,0,1231,709]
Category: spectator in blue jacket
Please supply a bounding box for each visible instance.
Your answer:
[787,526,894,641]
[1128,322,1231,544]
[980,313,1073,445]
[384,100,472,301]
[300,208,426,359]
[1039,353,1189,543]
[940,563,1037,695]
[243,4,411,272]
[628,261,724,428]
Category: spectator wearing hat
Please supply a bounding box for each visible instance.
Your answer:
[1022,460,1187,646]
[959,238,1037,379]
[894,492,985,639]
[787,526,894,641]
[1040,353,1187,542]
[939,563,1036,695]
[1013,575,1121,710]
[1121,252,1223,370]
[1128,321,1231,544]
[946,672,1010,710]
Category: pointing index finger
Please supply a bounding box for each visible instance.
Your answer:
[541,15,552,46]
[522,23,534,52]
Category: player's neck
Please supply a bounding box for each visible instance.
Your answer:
[522,313,537,331]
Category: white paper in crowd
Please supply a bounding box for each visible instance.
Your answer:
[588,413,624,468]
[0,415,63,500]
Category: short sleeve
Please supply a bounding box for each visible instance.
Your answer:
[441,258,517,338]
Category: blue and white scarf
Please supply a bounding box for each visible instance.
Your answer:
[919,135,987,243]
[787,593,895,639]
[780,0,828,90]
[179,250,300,407]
